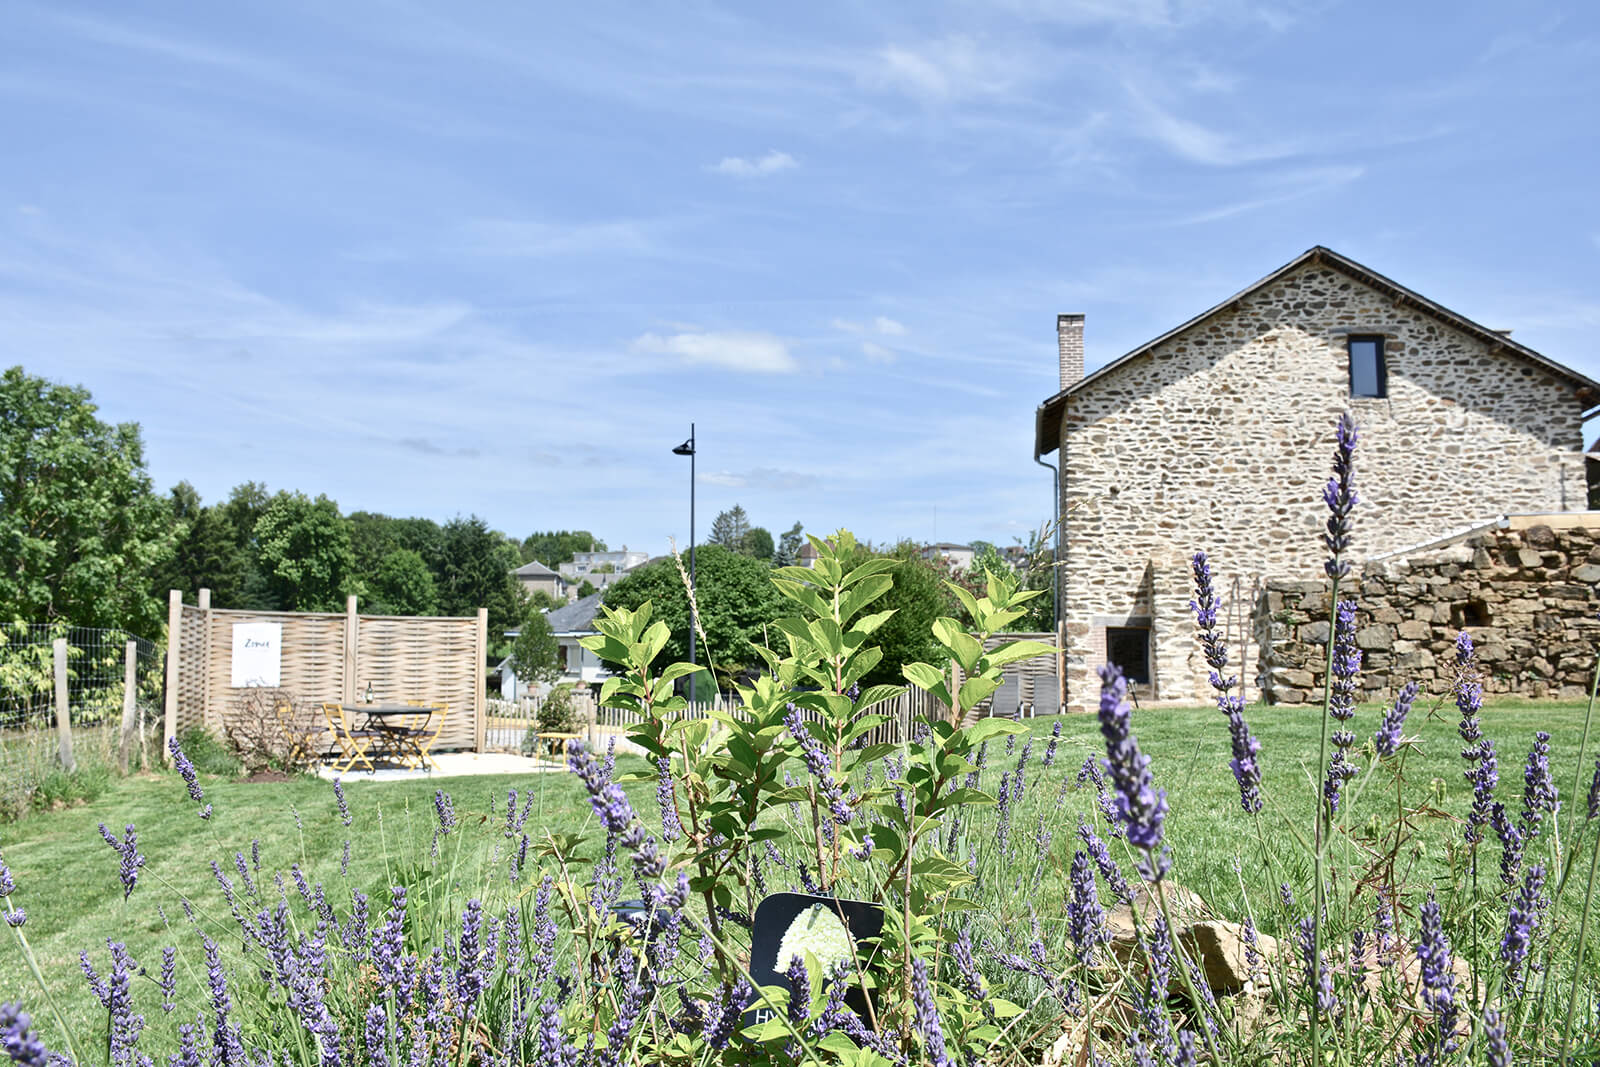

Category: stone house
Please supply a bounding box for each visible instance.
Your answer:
[511,559,568,603]
[1032,246,1599,713]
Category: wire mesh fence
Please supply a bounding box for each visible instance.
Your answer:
[0,622,165,732]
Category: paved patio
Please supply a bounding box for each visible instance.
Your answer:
[314,750,567,782]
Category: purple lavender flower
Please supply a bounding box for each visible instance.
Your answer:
[1066,850,1106,966]
[1416,892,1459,1061]
[0,849,19,928]
[160,946,177,1013]
[655,757,682,843]
[1466,738,1498,846]
[364,1004,389,1067]
[1372,681,1418,758]
[910,957,954,1067]
[1096,664,1169,881]
[951,928,987,1003]
[568,743,637,834]
[1494,803,1526,888]
[1076,817,1134,905]
[786,707,852,827]
[1589,756,1600,822]
[1043,719,1062,769]
[1296,917,1337,1019]
[1324,599,1362,813]
[1190,551,1264,813]
[1139,917,1176,1060]
[1455,633,1483,757]
[0,1001,53,1067]
[1500,863,1546,997]
[1484,1008,1508,1067]
[168,737,209,816]
[332,778,351,827]
[784,954,811,1025]
[455,899,485,1013]
[1520,731,1558,836]
[1322,412,1358,579]
[3,909,23,928]
[97,823,145,901]
[433,790,456,834]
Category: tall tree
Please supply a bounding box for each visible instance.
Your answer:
[835,538,948,688]
[742,526,774,561]
[219,481,278,610]
[0,366,176,632]
[708,505,751,552]
[434,515,525,640]
[254,492,356,612]
[510,608,561,690]
[523,530,605,568]
[365,548,440,616]
[773,521,804,568]
[602,544,784,688]
[149,484,249,607]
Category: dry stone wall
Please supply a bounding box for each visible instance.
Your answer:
[1259,524,1600,704]
[1058,260,1587,712]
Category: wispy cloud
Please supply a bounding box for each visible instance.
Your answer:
[701,467,820,490]
[832,315,906,336]
[862,36,1032,102]
[861,341,896,364]
[398,437,480,458]
[1173,165,1363,224]
[710,149,797,177]
[632,329,797,373]
[1124,81,1296,165]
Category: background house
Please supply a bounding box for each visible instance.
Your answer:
[558,549,649,593]
[1034,246,1599,713]
[498,591,610,701]
[921,543,975,571]
[510,560,567,603]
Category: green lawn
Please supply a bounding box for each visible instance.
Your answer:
[1,694,1595,1054]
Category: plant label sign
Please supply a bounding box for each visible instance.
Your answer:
[230,622,282,687]
[740,893,884,1035]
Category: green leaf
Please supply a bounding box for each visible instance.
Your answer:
[959,717,1027,745]
[957,674,1001,711]
[901,661,947,693]
[931,617,982,672]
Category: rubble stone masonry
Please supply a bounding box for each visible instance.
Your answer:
[1058,261,1587,712]
[1259,523,1600,704]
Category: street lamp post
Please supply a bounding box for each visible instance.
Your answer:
[672,425,697,708]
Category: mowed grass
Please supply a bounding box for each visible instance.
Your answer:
[0,761,644,1044]
[1,695,1595,1052]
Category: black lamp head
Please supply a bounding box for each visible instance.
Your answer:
[672,439,694,456]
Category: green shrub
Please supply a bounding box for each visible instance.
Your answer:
[177,725,243,778]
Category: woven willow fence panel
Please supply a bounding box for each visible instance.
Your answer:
[164,593,486,756]
[355,615,480,752]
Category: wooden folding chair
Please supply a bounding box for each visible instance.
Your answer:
[413,702,448,771]
[275,699,310,764]
[321,702,378,775]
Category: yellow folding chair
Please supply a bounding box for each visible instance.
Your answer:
[321,702,377,775]
[275,699,310,764]
[412,702,448,771]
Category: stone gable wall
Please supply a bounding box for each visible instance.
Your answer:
[1058,261,1586,712]
[1259,524,1600,703]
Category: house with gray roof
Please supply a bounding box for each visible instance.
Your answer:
[498,591,610,700]
[1034,245,1600,713]
[511,559,567,603]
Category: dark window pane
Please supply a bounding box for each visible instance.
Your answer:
[1106,627,1151,685]
[1349,337,1384,397]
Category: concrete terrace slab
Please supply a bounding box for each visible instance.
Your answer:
[314,751,566,782]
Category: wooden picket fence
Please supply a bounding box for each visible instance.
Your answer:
[481,632,1059,755]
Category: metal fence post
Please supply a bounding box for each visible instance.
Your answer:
[52,637,74,772]
[119,639,139,774]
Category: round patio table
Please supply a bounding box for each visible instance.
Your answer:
[344,704,439,769]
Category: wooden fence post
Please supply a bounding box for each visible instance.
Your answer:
[344,595,359,706]
[198,588,213,732]
[52,637,74,772]
[474,608,488,753]
[118,640,139,774]
[164,590,181,762]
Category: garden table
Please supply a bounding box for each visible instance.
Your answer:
[344,704,439,770]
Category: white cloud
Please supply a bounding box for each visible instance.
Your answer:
[632,329,796,373]
[710,150,797,178]
[701,467,820,490]
[863,36,1027,102]
[861,341,896,364]
[1124,82,1296,166]
[832,315,907,336]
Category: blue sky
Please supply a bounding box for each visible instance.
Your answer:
[9,1,1598,554]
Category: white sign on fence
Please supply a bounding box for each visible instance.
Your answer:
[230,622,283,687]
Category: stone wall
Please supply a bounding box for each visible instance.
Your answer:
[1259,523,1600,704]
[1057,258,1588,712]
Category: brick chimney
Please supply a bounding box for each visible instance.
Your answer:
[1057,313,1084,390]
